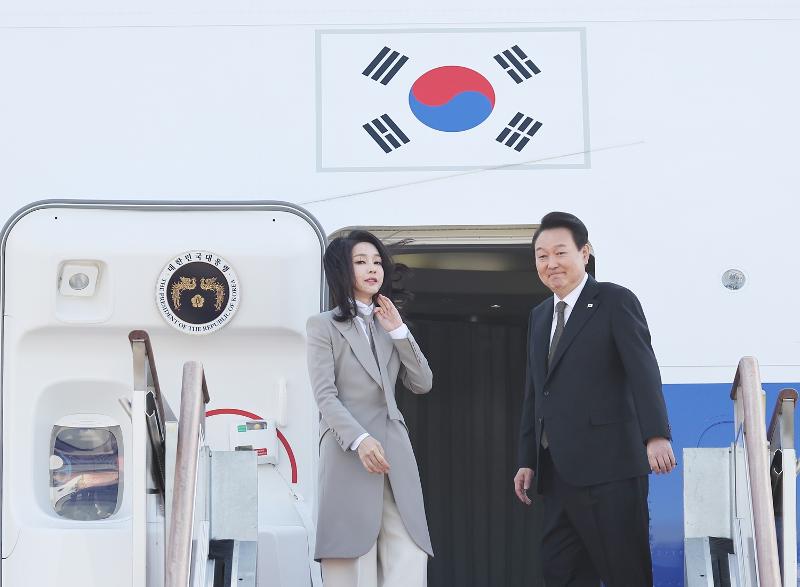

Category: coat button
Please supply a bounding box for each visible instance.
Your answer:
[544,391,550,396]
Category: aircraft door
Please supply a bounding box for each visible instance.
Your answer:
[1,201,325,587]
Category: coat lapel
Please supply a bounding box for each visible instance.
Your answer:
[373,325,396,397]
[374,324,394,375]
[546,276,600,379]
[331,316,384,389]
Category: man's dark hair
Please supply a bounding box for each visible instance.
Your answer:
[531,211,589,250]
[323,230,395,322]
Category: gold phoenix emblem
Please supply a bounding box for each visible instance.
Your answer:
[170,275,227,313]
[171,277,196,310]
[201,277,226,311]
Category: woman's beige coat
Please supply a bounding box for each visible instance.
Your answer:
[306,310,433,560]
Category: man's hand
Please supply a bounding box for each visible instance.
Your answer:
[647,437,677,474]
[357,436,391,474]
[514,467,534,505]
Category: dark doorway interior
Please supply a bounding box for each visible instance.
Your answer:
[392,244,595,587]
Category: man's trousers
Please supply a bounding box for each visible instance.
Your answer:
[539,448,653,586]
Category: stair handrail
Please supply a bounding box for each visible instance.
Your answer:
[730,356,782,586]
[767,388,798,587]
[129,330,167,420]
[129,330,176,587]
[767,389,797,447]
[165,361,210,587]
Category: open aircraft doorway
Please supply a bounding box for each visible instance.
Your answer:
[329,225,596,586]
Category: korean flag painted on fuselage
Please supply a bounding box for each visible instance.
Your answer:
[316,28,589,172]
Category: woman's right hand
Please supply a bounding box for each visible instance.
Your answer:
[357,436,391,474]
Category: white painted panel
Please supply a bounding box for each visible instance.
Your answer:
[684,447,731,539]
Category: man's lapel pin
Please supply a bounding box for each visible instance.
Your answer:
[587,303,594,308]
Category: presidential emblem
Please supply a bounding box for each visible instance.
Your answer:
[156,251,240,335]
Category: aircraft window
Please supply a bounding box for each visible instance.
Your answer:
[49,424,123,521]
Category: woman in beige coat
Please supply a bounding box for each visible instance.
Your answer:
[306,230,433,587]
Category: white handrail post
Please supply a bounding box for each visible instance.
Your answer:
[130,339,149,587]
[772,391,797,587]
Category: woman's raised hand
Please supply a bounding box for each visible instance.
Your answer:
[374,294,403,331]
[357,436,391,474]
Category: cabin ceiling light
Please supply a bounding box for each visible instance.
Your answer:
[59,262,100,297]
[721,269,746,291]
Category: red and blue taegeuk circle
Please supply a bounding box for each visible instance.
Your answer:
[408,66,496,132]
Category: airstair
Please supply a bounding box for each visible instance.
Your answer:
[685,357,797,586]
[128,330,322,587]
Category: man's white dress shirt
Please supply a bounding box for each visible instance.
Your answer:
[550,272,589,343]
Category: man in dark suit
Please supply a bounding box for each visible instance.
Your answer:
[514,211,676,586]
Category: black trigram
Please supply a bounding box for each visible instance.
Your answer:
[496,113,542,152]
[363,115,410,153]
[362,47,409,85]
[494,45,541,84]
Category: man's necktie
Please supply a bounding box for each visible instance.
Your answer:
[548,301,567,366]
[541,300,566,450]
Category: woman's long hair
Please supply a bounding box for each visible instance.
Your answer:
[324,230,395,322]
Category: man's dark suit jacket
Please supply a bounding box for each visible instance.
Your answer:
[518,275,671,491]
